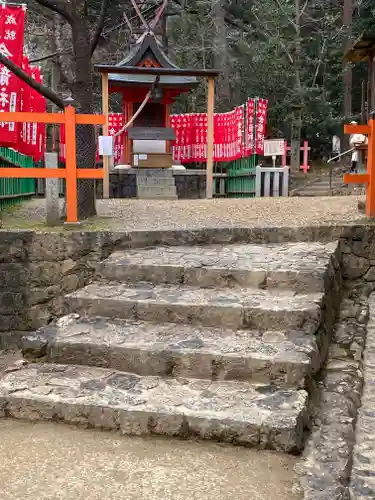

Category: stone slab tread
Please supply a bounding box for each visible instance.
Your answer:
[66,282,323,331]
[26,315,318,387]
[101,242,337,292]
[0,362,308,452]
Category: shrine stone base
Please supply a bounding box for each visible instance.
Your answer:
[96,169,207,200]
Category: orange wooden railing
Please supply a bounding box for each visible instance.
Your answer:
[0,105,105,223]
[344,114,375,217]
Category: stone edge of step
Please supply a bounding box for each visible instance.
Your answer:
[20,315,319,387]
[0,362,309,453]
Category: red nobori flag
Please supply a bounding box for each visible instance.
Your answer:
[171,107,244,163]
[0,4,26,144]
[245,98,255,157]
[30,66,46,162]
[17,57,32,156]
[59,124,66,162]
[255,98,268,155]
[108,113,125,165]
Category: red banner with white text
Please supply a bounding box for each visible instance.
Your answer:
[30,66,46,162]
[108,113,125,165]
[244,98,255,157]
[59,113,126,165]
[255,98,268,155]
[17,60,46,161]
[170,106,244,164]
[0,5,25,144]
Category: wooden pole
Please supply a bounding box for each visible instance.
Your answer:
[102,72,110,198]
[165,102,171,153]
[367,115,375,217]
[126,102,133,165]
[206,76,215,198]
[361,80,366,123]
[64,106,78,223]
[371,52,375,112]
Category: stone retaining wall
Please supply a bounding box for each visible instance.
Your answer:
[297,226,375,500]
[0,231,126,335]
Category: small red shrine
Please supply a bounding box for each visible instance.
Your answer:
[96,30,219,198]
[109,32,200,167]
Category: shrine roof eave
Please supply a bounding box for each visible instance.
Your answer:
[108,73,198,87]
[96,65,221,78]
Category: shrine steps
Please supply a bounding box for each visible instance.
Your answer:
[1,240,341,454]
[135,168,178,200]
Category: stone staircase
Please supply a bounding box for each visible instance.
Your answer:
[0,241,341,454]
[136,168,177,200]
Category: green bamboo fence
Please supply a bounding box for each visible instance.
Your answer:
[225,97,259,198]
[0,148,35,211]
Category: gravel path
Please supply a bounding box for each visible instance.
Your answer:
[1,196,365,231]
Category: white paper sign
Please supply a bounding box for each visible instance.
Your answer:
[99,135,113,156]
[264,139,285,157]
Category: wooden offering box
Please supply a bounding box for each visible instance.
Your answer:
[133,152,173,168]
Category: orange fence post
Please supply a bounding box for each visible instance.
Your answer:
[343,117,375,217]
[0,107,105,223]
[64,105,78,223]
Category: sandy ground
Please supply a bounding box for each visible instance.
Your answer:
[0,420,301,500]
[0,196,365,231]
[0,352,301,500]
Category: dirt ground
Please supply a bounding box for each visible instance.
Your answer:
[0,420,302,500]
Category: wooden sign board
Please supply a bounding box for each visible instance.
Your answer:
[264,139,285,157]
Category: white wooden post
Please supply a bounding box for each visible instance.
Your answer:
[255,165,262,197]
[255,166,289,197]
[282,166,289,196]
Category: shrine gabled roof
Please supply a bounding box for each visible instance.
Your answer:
[117,32,178,69]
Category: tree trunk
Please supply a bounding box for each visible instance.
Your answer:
[71,20,96,219]
[342,0,352,150]
[290,0,303,172]
[212,0,231,111]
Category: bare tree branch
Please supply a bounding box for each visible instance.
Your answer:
[90,0,111,56]
[130,0,149,31]
[300,0,310,17]
[29,50,69,63]
[150,0,168,30]
[0,53,65,109]
[33,0,74,25]
[273,0,297,29]
[312,37,327,87]
[251,11,294,65]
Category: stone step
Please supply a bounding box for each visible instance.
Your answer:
[22,315,318,387]
[135,168,174,178]
[100,242,337,293]
[66,283,322,332]
[137,186,177,197]
[0,362,308,452]
[137,194,178,200]
[136,177,175,187]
